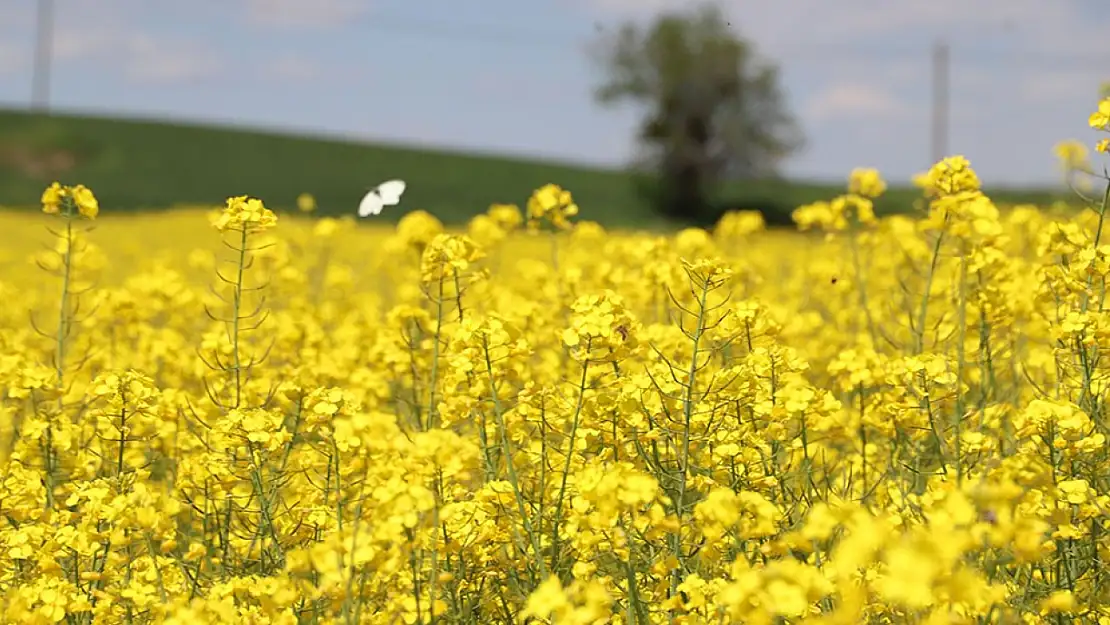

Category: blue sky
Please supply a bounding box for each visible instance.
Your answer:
[0,0,1107,187]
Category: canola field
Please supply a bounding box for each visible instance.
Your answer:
[3,145,1110,623]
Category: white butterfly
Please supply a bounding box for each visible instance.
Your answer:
[358,179,407,217]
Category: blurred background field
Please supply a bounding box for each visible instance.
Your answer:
[0,204,812,292]
[0,108,1071,228]
[0,208,385,289]
[1,1,1105,230]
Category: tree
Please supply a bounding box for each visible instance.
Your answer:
[592,3,802,223]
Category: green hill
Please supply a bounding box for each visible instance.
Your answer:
[0,108,1071,228]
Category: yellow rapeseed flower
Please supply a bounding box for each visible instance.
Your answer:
[211,195,277,232]
[848,167,887,199]
[41,181,64,215]
[1040,590,1076,614]
[40,181,99,219]
[926,155,981,196]
[1089,97,1110,130]
[296,192,317,213]
[1054,139,1090,170]
[526,183,578,231]
[71,184,99,219]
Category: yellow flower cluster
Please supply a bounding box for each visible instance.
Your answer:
[420,233,486,285]
[562,290,640,362]
[926,154,981,195]
[41,181,100,220]
[848,167,887,198]
[1054,139,1091,171]
[793,169,884,232]
[526,183,579,231]
[1090,97,1110,153]
[210,195,277,233]
[3,94,1110,623]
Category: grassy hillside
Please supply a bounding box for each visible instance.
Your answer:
[0,108,1072,228]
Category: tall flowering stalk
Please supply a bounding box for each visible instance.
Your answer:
[35,182,99,507]
[202,195,278,410]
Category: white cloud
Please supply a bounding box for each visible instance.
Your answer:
[124,36,221,83]
[805,83,908,122]
[28,2,224,84]
[50,28,221,83]
[243,0,371,29]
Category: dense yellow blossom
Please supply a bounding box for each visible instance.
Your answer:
[3,96,1110,623]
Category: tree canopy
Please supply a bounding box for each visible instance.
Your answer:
[592,4,803,223]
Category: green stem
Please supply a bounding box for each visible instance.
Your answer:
[426,274,445,431]
[549,342,592,575]
[915,219,948,355]
[230,226,249,409]
[483,336,547,583]
[671,277,711,595]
